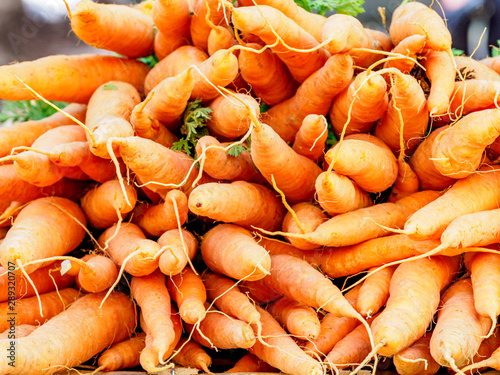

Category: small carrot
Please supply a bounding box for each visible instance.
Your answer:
[76,254,118,294]
[393,334,441,375]
[157,229,198,277]
[356,265,397,318]
[190,0,228,52]
[172,338,211,373]
[281,202,327,250]
[226,353,277,373]
[292,114,328,163]
[384,34,427,74]
[423,49,455,116]
[96,332,146,372]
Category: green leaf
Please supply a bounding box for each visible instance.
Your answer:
[227,144,250,157]
[260,102,270,113]
[137,54,159,68]
[492,40,500,57]
[0,100,68,124]
[172,99,212,156]
[103,84,118,90]
[171,139,192,156]
[294,0,365,17]
[451,48,465,57]
[325,118,337,147]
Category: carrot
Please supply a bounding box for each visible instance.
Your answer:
[457,55,500,82]
[263,53,354,143]
[96,332,146,372]
[389,1,451,52]
[167,267,207,325]
[195,136,264,183]
[461,334,500,373]
[408,126,456,190]
[315,171,373,216]
[0,325,36,340]
[250,305,323,375]
[0,103,87,158]
[172,338,211,373]
[75,254,118,293]
[388,160,419,203]
[145,46,208,94]
[267,296,320,340]
[238,43,297,106]
[0,196,86,274]
[0,291,136,375]
[231,5,329,83]
[448,79,500,120]
[190,0,228,52]
[370,255,460,356]
[0,288,80,332]
[430,278,491,370]
[187,306,256,349]
[152,0,191,60]
[303,286,361,358]
[188,181,286,231]
[207,25,237,56]
[205,90,260,139]
[459,327,500,374]
[384,35,427,74]
[373,71,429,154]
[239,277,282,304]
[133,190,188,238]
[330,70,389,137]
[226,353,277,373]
[404,165,500,240]
[281,202,327,250]
[201,224,271,281]
[423,50,456,115]
[98,222,162,277]
[0,54,149,103]
[250,122,322,203]
[85,81,142,159]
[203,271,261,325]
[81,179,138,229]
[131,270,175,362]
[158,229,198,277]
[292,115,328,163]
[356,265,396,318]
[431,108,500,179]
[393,334,441,375]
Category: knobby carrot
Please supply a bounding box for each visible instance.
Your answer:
[281,202,327,250]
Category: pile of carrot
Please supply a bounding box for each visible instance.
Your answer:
[3,0,500,374]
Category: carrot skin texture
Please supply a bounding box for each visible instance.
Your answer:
[172,338,212,372]
[371,255,460,356]
[388,160,419,203]
[293,114,328,163]
[71,0,154,58]
[0,325,36,340]
[97,332,146,371]
[393,335,441,375]
[0,291,136,375]
[190,0,228,52]
[0,54,149,103]
[356,265,396,318]
[76,254,118,293]
[157,229,198,277]
[384,34,427,74]
[281,202,327,250]
[423,50,455,115]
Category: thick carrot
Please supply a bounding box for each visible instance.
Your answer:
[423,49,455,115]
[250,305,323,375]
[384,34,427,74]
[393,335,441,375]
[190,0,228,52]
[330,70,389,137]
[430,278,491,369]
[98,222,161,277]
[264,53,354,143]
[97,332,146,372]
[431,108,500,178]
[231,5,329,83]
[172,338,211,373]
[281,202,327,250]
[167,267,207,325]
[132,190,188,238]
[188,181,286,231]
[389,1,451,52]
[201,224,271,281]
[158,229,198,277]
[85,81,141,159]
[388,160,419,203]
[203,271,261,325]
[80,179,138,229]
[0,288,80,332]
[356,265,396,318]
[76,254,118,293]
[0,325,36,340]
[267,296,320,340]
[0,291,136,375]
[371,255,460,356]
[206,91,260,139]
[0,103,87,158]
[131,270,174,362]
[152,0,191,60]
[404,165,500,240]
[292,114,328,163]
[0,196,86,274]
[0,55,149,103]
[226,353,277,373]
[145,46,208,94]
[238,43,297,106]
[315,171,373,216]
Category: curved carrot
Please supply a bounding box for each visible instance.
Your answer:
[158,229,198,277]
[172,338,211,373]
[384,34,426,74]
[393,335,441,375]
[97,332,146,372]
[281,202,327,250]
[292,114,328,163]
[423,50,455,115]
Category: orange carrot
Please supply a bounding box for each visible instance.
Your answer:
[188,181,286,231]
[97,332,146,372]
[356,265,396,318]
[0,103,87,158]
[461,334,500,373]
[371,255,460,356]
[0,55,149,103]
[226,353,277,373]
[292,114,328,163]
[0,325,36,340]
[207,25,237,56]
[158,229,198,277]
[448,80,500,119]
[0,291,136,375]
[388,160,419,203]
[132,190,188,238]
[239,277,282,304]
[76,254,118,293]
[264,53,354,143]
[80,179,138,229]
[167,267,207,325]
[131,270,175,362]
[423,49,455,115]
[281,202,327,250]
[190,0,228,52]
[0,196,86,274]
[172,338,211,373]
[384,34,427,74]
[0,288,80,332]
[458,55,500,81]
[201,224,271,281]
[393,334,441,375]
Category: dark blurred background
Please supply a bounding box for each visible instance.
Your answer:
[0,0,497,65]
